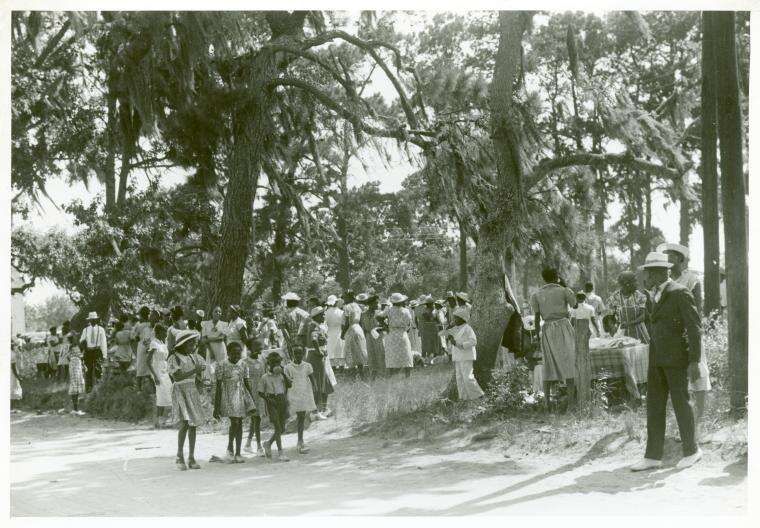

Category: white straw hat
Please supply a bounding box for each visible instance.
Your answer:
[389,292,408,304]
[641,252,674,270]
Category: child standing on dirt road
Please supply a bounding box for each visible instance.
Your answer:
[168,330,206,471]
[213,341,254,463]
[284,346,316,455]
[259,353,290,462]
[243,338,267,456]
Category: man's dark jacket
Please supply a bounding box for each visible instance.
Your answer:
[649,281,702,368]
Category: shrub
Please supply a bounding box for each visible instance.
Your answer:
[84,369,155,422]
[703,312,729,389]
[485,363,539,413]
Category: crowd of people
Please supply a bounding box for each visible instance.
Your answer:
[9,241,717,471]
[10,289,483,466]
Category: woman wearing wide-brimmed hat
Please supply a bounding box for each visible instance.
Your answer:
[358,293,386,379]
[381,293,413,377]
[277,293,310,361]
[341,290,368,380]
[168,329,206,470]
[298,306,335,418]
[445,306,484,400]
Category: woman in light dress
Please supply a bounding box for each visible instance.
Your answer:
[132,306,154,390]
[324,295,345,368]
[201,306,228,363]
[57,321,73,381]
[147,324,173,429]
[341,291,368,380]
[381,293,414,377]
[11,341,23,409]
[226,305,249,358]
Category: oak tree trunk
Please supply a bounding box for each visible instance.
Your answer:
[710,11,748,416]
[701,13,722,316]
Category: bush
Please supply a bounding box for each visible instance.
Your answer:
[485,363,540,413]
[703,312,729,389]
[17,377,71,412]
[84,370,155,422]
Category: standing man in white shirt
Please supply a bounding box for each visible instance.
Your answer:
[80,312,108,392]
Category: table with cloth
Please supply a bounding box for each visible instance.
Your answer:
[589,337,649,399]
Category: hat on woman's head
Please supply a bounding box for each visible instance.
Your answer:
[325,294,338,306]
[455,292,470,303]
[281,292,301,302]
[389,292,408,304]
[195,309,205,319]
[174,330,200,349]
[356,293,369,303]
[310,306,326,318]
[422,295,434,305]
[452,306,470,323]
[446,291,456,300]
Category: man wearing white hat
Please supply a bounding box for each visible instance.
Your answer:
[658,242,712,439]
[278,293,309,360]
[632,252,703,471]
[79,312,108,392]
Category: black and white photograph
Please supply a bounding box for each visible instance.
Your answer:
[3,0,752,519]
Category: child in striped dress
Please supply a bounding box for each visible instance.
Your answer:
[68,340,86,416]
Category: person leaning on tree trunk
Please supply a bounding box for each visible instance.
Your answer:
[631,252,703,471]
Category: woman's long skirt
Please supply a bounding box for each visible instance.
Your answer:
[540,318,576,382]
[343,324,368,368]
[306,349,335,397]
[384,329,413,368]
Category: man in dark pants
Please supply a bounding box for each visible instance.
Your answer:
[632,252,703,471]
[79,312,108,393]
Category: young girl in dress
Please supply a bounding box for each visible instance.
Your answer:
[284,346,317,454]
[68,339,86,415]
[213,341,254,463]
[259,353,290,462]
[243,338,267,456]
[147,324,172,429]
[168,330,206,470]
[11,341,23,411]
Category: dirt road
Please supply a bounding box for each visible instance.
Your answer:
[11,411,747,516]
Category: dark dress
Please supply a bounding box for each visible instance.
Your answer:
[360,308,386,372]
[299,319,334,396]
[418,310,441,358]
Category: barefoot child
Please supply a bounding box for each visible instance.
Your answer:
[284,346,317,454]
[168,330,206,470]
[147,324,172,428]
[68,340,86,416]
[259,353,290,462]
[243,338,267,456]
[214,341,254,463]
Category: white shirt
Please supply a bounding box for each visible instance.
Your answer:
[571,302,596,320]
[80,324,108,358]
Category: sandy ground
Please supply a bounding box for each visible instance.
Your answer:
[11,411,747,516]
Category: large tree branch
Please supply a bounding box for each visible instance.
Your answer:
[33,19,72,69]
[269,77,435,149]
[528,151,685,189]
[265,29,420,129]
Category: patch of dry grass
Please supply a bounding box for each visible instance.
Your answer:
[330,365,453,427]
